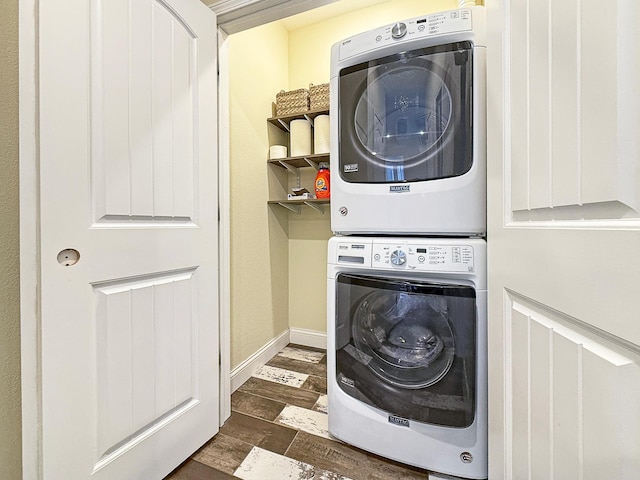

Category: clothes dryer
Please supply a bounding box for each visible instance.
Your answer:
[330,8,486,236]
[327,236,487,479]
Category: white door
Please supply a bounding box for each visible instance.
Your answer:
[487,1,640,479]
[36,0,219,478]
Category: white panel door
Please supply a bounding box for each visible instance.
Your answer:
[487,1,640,479]
[37,0,219,478]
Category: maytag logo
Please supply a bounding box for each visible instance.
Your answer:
[340,376,355,388]
[388,415,410,427]
[389,185,410,193]
[344,163,358,173]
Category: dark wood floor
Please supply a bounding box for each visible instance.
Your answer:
[165,344,430,480]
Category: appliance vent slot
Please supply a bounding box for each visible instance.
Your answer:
[338,255,365,264]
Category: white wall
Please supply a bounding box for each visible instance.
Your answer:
[0,0,22,478]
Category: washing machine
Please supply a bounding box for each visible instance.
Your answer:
[327,236,487,479]
[330,7,486,236]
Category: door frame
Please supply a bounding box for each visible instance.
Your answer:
[19,0,41,477]
[212,0,340,424]
[217,26,232,424]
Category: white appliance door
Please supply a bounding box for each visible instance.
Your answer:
[487,1,640,479]
[37,0,219,478]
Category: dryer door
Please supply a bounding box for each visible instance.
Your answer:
[335,273,477,427]
[338,41,472,184]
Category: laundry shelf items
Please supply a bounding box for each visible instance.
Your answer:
[267,107,330,214]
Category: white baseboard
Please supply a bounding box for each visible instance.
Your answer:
[230,328,328,393]
[289,328,327,350]
[230,329,290,393]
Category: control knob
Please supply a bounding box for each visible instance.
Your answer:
[390,249,407,266]
[391,22,407,39]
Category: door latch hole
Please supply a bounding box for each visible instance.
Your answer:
[57,249,80,267]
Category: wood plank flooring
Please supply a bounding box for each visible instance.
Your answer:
[165,344,431,480]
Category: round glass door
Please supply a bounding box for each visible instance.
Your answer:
[335,273,478,427]
[352,290,455,389]
[353,64,452,168]
[338,42,473,183]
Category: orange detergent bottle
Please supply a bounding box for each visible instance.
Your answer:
[314,162,330,199]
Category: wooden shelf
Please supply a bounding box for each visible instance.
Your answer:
[267,108,329,132]
[268,198,329,214]
[267,153,329,171]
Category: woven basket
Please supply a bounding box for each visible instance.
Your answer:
[309,83,330,110]
[275,88,309,116]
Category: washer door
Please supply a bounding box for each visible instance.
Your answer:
[335,273,477,427]
[338,41,473,183]
[352,290,455,389]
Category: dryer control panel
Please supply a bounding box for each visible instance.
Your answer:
[339,8,473,61]
[334,240,475,272]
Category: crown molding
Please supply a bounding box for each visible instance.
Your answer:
[207,0,338,34]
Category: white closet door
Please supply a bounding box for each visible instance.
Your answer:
[487,1,640,479]
[36,0,219,478]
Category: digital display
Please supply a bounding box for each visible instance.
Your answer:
[417,248,427,253]
[417,19,427,24]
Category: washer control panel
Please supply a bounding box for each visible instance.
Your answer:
[339,8,473,61]
[371,243,474,272]
[335,240,475,272]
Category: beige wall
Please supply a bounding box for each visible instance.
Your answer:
[286,0,458,333]
[0,0,22,478]
[228,22,291,368]
[287,0,458,89]
[229,1,461,352]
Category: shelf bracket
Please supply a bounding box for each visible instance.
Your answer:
[277,160,301,188]
[277,202,302,214]
[276,118,290,131]
[303,201,325,214]
[303,157,320,170]
[277,160,299,176]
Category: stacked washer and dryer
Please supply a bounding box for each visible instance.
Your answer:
[326,7,487,480]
